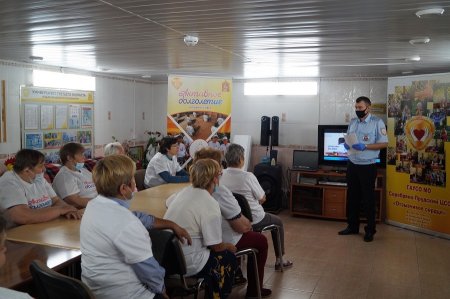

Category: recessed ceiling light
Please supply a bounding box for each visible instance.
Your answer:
[141,75,152,78]
[405,56,421,62]
[415,8,445,18]
[409,37,430,45]
[29,55,43,61]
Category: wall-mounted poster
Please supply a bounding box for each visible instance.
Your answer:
[62,132,77,144]
[77,130,92,144]
[40,105,54,130]
[24,104,39,130]
[55,105,68,129]
[25,132,43,149]
[69,105,80,129]
[43,132,63,149]
[81,105,93,128]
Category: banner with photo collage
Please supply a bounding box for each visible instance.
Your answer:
[20,86,94,163]
[386,80,449,238]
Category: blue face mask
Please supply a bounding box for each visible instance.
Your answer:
[213,184,218,193]
[32,173,45,184]
[75,162,84,171]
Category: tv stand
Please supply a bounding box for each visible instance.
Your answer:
[290,169,384,221]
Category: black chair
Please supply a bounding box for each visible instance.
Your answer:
[134,168,146,191]
[149,229,204,299]
[232,192,284,272]
[29,260,95,299]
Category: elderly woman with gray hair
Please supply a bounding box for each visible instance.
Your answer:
[220,143,293,271]
[104,142,126,156]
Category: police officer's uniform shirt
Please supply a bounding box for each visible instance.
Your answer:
[347,114,388,165]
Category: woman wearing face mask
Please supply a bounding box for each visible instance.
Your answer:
[164,159,237,299]
[81,155,191,299]
[0,149,81,228]
[52,142,98,208]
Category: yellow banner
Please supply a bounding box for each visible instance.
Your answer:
[21,86,94,104]
[387,80,450,237]
[167,75,232,142]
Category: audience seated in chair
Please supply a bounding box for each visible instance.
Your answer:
[144,136,189,189]
[0,149,82,228]
[220,144,293,271]
[0,213,33,298]
[164,159,237,299]
[52,143,98,209]
[193,148,272,298]
[80,155,191,299]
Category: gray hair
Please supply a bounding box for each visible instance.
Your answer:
[104,142,124,156]
[225,143,244,167]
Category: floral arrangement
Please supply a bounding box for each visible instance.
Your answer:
[4,156,16,171]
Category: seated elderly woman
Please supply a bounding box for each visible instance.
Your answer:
[104,142,126,156]
[81,155,191,299]
[164,159,237,299]
[221,144,293,271]
[144,136,189,188]
[194,148,271,298]
[0,149,81,228]
[52,142,98,208]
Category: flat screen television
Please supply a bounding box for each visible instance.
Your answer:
[317,125,385,167]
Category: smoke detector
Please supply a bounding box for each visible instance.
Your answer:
[184,35,199,46]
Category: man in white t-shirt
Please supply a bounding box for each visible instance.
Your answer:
[81,155,191,299]
[221,144,293,271]
[208,135,221,150]
[144,137,189,188]
[52,143,98,208]
[0,149,80,228]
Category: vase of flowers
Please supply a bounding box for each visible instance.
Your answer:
[4,156,16,171]
[143,131,162,168]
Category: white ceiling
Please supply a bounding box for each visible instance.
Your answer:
[1,0,450,81]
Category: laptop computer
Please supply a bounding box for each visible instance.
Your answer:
[292,150,319,171]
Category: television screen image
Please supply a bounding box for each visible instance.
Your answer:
[323,131,348,162]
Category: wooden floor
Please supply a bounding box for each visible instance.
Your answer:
[226,210,450,299]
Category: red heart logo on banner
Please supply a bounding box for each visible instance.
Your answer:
[413,129,425,141]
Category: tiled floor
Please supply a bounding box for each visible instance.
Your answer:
[227,210,450,299]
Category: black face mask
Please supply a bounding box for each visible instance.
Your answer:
[355,108,367,119]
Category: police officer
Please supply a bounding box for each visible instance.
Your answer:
[338,96,388,242]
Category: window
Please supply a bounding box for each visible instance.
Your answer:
[33,70,96,91]
[244,81,317,96]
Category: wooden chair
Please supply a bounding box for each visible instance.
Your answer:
[134,168,146,191]
[29,260,95,299]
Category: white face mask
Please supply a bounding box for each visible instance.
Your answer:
[32,173,45,184]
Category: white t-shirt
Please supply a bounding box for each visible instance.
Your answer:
[177,143,186,158]
[219,143,230,155]
[144,152,182,188]
[220,168,266,224]
[52,166,98,201]
[212,185,243,245]
[164,186,222,276]
[0,288,33,299]
[186,125,194,136]
[0,171,56,227]
[81,195,155,299]
[208,141,221,150]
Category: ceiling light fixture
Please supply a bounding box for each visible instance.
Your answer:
[141,74,152,78]
[29,55,44,61]
[409,37,430,45]
[405,56,421,62]
[415,8,445,18]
